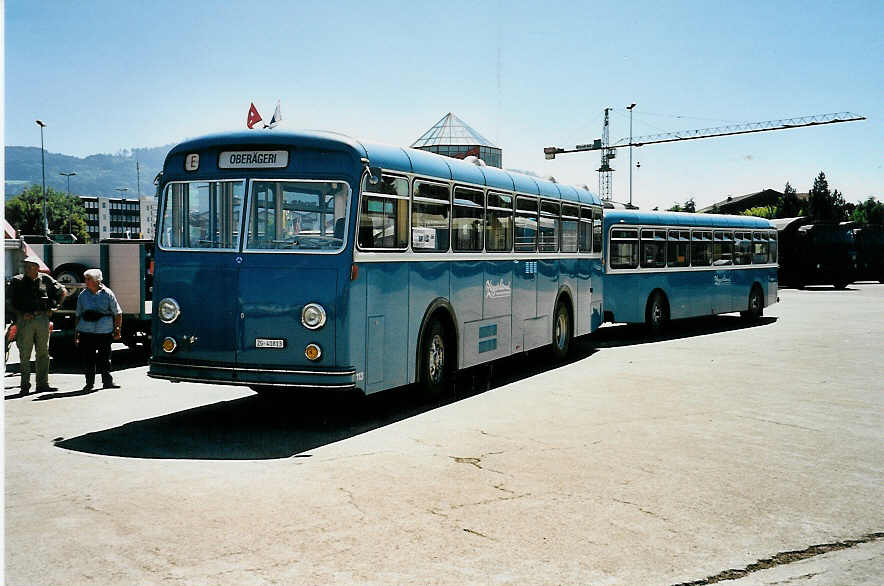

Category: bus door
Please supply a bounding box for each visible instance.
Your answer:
[512,197,541,351]
[155,180,244,366]
[235,180,348,369]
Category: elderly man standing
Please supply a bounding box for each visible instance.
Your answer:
[74,268,123,391]
[7,255,67,394]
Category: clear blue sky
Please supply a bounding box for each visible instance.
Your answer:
[5,0,882,210]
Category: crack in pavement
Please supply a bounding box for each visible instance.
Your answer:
[672,531,884,585]
[612,498,668,521]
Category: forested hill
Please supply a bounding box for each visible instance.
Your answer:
[5,145,173,200]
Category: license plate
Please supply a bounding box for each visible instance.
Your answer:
[255,338,285,349]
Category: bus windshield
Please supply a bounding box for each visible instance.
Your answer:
[159,180,245,250]
[245,180,350,251]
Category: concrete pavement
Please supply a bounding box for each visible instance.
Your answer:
[5,283,883,584]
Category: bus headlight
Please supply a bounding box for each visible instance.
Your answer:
[301,303,327,330]
[158,298,181,324]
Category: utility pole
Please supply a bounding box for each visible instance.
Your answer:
[36,120,48,235]
[60,171,77,235]
[627,103,636,207]
[136,160,141,197]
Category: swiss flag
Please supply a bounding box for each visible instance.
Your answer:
[246,103,263,129]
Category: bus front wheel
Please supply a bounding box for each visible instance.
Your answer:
[645,292,669,333]
[420,319,451,396]
[551,302,572,361]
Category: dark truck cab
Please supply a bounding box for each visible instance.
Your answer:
[774,217,857,289]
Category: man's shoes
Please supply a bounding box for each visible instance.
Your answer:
[81,384,94,392]
[102,381,121,389]
[35,386,58,393]
[20,387,30,395]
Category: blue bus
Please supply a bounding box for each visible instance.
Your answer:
[601,210,778,330]
[148,131,606,395]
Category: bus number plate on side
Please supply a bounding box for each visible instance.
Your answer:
[255,338,285,349]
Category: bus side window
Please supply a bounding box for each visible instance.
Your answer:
[668,230,689,267]
[578,207,592,253]
[641,229,666,268]
[592,208,603,252]
[515,196,538,252]
[610,228,639,269]
[692,231,712,266]
[713,231,734,265]
[358,174,408,249]
[752,231,769,264]
[412,181,451,252]
[560,204,579,253]
[538,200,560,252]
[452,186,484,252]
[486,192,513,251]
[768,231,778,263]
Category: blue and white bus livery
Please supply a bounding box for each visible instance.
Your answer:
[148,131,606,395]
[601,210,778,331]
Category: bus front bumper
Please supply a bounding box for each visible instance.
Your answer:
[148,360,360,391]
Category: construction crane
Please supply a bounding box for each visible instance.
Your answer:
[544,111,866,204]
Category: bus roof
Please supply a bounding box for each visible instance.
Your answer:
[166,130,602,206]
[603,209,775,229]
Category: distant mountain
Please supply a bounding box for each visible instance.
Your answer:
[4,145,173,200]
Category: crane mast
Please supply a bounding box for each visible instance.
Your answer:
[544,111,866,202]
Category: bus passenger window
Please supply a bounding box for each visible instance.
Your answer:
[733,232,752,265]
[578,207,592,252]
[538,200,560,252]
[641,229,666,268]
[691,231,712,266]
[452,187,484,252]
[592,208,603,253]
[768,231,778,263]
[667,230,690,267]
[515,197,538,252]
[712,231,734,265]
[752,232,769,264]
[412,181,451,252]
[560,204,579,253]
[358,174,408,249]
[610,229,639,269]
[486,192,513,251]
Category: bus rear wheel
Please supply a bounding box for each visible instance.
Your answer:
[420,319,451,396]
[551,302,572,361]
[645,292,669,333]
[741,286,764,320]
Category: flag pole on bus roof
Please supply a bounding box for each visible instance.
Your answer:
[264,101,282,129]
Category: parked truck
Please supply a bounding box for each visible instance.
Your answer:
[17,238,154,357]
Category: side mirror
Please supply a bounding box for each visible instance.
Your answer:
[368,166,382,186]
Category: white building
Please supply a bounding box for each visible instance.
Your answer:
[81,195,157,241]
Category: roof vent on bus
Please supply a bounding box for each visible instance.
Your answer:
[463,155,487,167]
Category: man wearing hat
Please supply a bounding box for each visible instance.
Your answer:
[7,256,67,393]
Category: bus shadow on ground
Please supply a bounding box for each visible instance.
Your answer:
[592,314,777,348]
[54,316,768,460]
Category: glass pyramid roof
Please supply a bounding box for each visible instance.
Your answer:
[411,112,498,149]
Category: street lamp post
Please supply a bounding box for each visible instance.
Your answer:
[626,103,636,207]
[35,120,48,235]
[60,171,77,235]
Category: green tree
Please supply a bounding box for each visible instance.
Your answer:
[742,205,778,219]
[807,171,848,222]
[5,185,90,242]
[778,181,801,218]
[851,197,884,225]
[667,197,696,213]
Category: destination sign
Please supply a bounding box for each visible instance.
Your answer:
[219,150,289,169]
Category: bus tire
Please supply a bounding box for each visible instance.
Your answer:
[551,301,572,361]
[741,285,764,320]
[645,291,669,333]
[420,319,451,396]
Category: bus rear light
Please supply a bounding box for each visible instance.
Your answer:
[162,337,177,353]
[305,343,322,361]
[350,263,359,281]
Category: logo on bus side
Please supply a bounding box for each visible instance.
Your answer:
[485,278,512,299]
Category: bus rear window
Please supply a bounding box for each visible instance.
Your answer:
[160,180,244,250]
[246,181,350,251]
